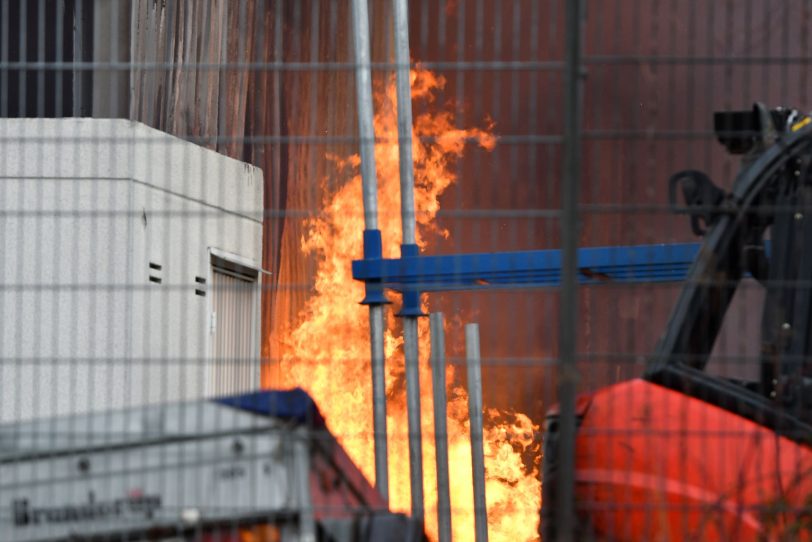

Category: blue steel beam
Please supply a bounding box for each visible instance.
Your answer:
[351,242,704,293]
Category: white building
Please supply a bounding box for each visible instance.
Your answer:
[0,118,264,422]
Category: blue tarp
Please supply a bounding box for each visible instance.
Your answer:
[214,387,326,427]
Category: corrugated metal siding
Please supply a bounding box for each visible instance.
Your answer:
[211,268,258,395]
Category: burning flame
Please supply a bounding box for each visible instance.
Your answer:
[275,68,541,541]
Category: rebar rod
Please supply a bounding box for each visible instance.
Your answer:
[350,0,388,503]
[430,313,452,542]
[466,323,489,542]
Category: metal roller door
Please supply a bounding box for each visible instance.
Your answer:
[210,262,259,395]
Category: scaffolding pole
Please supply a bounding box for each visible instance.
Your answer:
[466,323,489,542]
[393,0,425,522]
[393,0,417,245]
[350,0,389,504]
[430,313,452,542]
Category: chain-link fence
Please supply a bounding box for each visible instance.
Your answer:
[1,1,812,541]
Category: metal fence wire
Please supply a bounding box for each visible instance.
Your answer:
[1,1,812,541]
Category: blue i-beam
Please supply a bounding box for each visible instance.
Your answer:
[352,242,705,294]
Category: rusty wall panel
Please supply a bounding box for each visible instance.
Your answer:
[131,0,250,153]
[264,1,393,385]
[408,0,812,417]
[130,1,392,386]
[130,0,283,379]
[128,0,812,418]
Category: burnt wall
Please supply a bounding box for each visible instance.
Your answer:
[410,0,812,417]
[129,0,812,422]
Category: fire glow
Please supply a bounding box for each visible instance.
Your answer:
[276,68,542,541]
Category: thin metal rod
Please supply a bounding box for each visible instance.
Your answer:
[465,323,488,542]
[369,304,389,502]
[557,0,584,540]
[393,0,425,522]
[351,0,380,230]
[430,313,452,542]
[73,0,84,117]
[393,0,416,244]
[403,317,424,519]
[351,0,389,502]
[294,429,317,542]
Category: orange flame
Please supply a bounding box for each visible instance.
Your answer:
[276,68,541,541]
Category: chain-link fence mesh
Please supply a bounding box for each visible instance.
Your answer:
[1,1,812,541]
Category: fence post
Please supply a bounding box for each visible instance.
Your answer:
[557,0,585,540]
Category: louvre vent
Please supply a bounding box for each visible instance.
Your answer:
[149,262,162,284]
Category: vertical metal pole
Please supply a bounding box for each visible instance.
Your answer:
[430,313,452,542]
[352,0,382,231]
[73,0,85,117]
[369,305,389,502]
[393,0,424,521]
[465,323,488,542]
[350,0,389,503]
[403,318,424,519]
[294,428,317,542]
[393,0,417,245]
[558,0,584,540]
[92,0,132,118]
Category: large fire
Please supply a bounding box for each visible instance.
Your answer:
[275,68,542,541]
